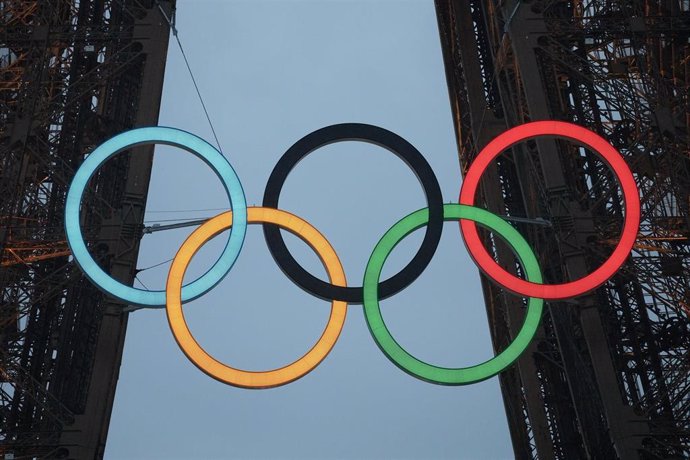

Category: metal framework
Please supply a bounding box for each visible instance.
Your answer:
[435,1,690,458]
[0,1,173,458]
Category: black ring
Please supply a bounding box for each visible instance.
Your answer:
[262,123,443,304]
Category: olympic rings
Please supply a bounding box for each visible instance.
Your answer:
[459,121,640,299]
[66,121,641,388]
[263,123,443,304]
[364,204,543,384]
[65,127,247,307]
[166,207,347,389]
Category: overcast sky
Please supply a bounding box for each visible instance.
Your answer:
[105,1,514,458]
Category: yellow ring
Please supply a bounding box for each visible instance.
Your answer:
[165,207,347,389]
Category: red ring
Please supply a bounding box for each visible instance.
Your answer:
[459,121,640,299]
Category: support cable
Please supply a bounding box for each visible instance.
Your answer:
[137,257,175,272]
[156,2,224,154]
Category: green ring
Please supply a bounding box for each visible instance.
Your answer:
[363,204,544,385]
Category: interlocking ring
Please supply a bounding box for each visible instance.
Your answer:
[66,122,640,388]
[459,121,640,299]
[65,127,247,307]
[263,123,443,304]
[363,204,543,385]
[166,207,347,389]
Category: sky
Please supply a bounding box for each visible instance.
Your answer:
[105,1,514,458]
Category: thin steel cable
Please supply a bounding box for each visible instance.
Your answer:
[134,274,150,290]
[143,216,214,224]
[145,207,228,214]
[137,257,174,272]
[156,2,224,154]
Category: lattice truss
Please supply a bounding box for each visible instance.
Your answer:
[0,1,159,457]
[436,0,689,459]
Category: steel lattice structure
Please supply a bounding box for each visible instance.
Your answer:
[0,0,173,457]
[435,0,690,458]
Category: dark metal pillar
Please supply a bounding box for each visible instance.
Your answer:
[435,0,690,458]
[0,1,174,458]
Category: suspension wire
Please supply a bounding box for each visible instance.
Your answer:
[143,216,214,224]
[145,207,228,214]
[156,2,224,154]
[134,274,150,291]
[137,257,175,272]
